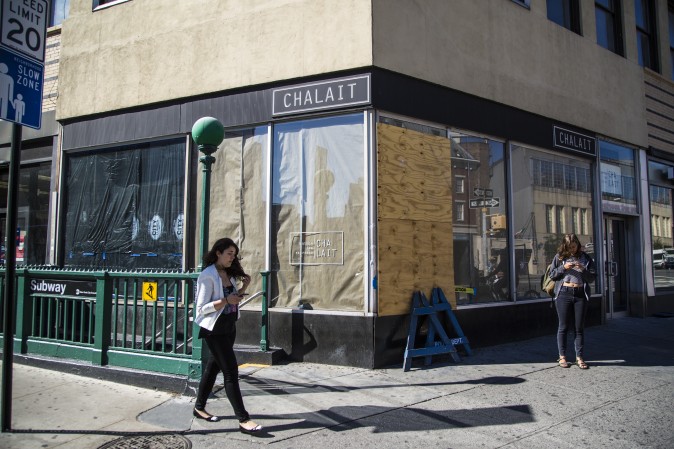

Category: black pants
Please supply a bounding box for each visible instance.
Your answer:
[555,288,588,358]
[195,326,250,422]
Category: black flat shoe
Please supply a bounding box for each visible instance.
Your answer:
[193,409,221,422]
[239,420,262,434]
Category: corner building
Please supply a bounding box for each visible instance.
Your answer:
[29,0,674,367]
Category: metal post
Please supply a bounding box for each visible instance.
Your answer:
[198,151,216,266]
[260,271,270,351]
[1,124,22,432]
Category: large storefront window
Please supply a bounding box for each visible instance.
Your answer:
[207,126,269,295]
[0,162,51,265]
[511,144,595,297]
[600,141,637,214]
[271,114,365,311]
[450,132,510,305]
[63,139,185,269]
[648,160,674,289]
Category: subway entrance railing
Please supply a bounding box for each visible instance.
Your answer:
[0,266,206,378]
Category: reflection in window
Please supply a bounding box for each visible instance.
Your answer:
[455,202,465,222]
[0,162,51,265]
[600,141,637,214]
[648,160,674,290]
[455,176,465,194]
[449,132,510,305]
[512,144,595,298]
[271,114,364,310]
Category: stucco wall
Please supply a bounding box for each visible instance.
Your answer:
[57,0,373,120]
[372,0,648,148]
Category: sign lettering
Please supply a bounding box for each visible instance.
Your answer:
[29,279,97,298]
[1,0,48,62]
[553,126,596,156]
[273,75,370,116]
[290,231,344,266]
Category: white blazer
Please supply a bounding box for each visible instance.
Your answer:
[194,264,240,331]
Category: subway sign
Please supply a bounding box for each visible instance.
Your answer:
[29,279,97,298]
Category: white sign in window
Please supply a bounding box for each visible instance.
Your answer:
[290,231,344,266]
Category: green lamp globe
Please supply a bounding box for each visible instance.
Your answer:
[191,117,225,150]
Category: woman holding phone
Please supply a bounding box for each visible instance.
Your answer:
[192,238,262,434]
[549,233,596,370]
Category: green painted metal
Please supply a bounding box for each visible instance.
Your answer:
[26,340,91,360]
[1,267,208,377]
[93,273,112,365]
[107,349,193,376]
[191,117,225,148]
[260,271,270,351]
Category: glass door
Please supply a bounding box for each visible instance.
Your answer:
[604,216,628,318]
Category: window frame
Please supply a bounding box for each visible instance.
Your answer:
[635,0,660,72]
[547,0,582,35]
[595,0,624,55]
[669,0,674,79]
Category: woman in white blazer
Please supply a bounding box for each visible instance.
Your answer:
[192,238,262,434]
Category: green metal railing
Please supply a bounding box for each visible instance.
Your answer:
[1,267,201,377]
[0,265,272,378]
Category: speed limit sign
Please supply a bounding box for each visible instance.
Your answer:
[1,0,49,63]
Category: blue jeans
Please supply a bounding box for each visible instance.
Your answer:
[555,288,588,358]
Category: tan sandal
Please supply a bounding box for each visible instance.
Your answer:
[575,358,589,369]
[557,356,570,368]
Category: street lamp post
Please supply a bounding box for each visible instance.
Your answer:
[191,117,225,266]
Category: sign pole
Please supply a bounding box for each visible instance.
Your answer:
[1,124,22,432]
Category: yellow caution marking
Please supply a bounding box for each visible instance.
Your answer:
[142,282,158,301]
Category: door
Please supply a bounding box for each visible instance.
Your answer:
[604,216,628,318]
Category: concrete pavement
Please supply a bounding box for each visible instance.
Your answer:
[0,315,673,448]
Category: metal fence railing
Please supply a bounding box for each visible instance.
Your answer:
[0,266,201,377]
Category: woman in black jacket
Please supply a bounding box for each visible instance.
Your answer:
[549,233,596,369]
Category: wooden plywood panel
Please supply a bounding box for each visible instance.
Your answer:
[376,124,455,317]
[378,219,454,316]
[377,124,453,222]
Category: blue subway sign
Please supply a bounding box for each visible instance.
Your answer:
[0,47,43,129]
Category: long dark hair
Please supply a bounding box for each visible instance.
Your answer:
[203,238,248,279]
[557,233,582,259]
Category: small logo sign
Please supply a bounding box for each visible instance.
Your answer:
[148,215,163,240]
[553,126,596,156]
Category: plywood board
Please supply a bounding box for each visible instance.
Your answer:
[377,124,454,222]
[376,124,455,316]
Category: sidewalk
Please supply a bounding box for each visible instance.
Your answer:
[1,316,673,448]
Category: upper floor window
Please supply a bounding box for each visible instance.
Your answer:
[547,0,581,35]
[511,0,531,8]
[93,0,131,10]
[595,0,624,55]
[49,0,70,27]
[635,0,659,71]
[669,0,674,79]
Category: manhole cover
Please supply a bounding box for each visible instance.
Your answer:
[97,434,191,449]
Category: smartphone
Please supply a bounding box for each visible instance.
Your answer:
[238,293,249,296]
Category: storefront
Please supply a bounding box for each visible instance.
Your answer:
[56,69,655,367]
